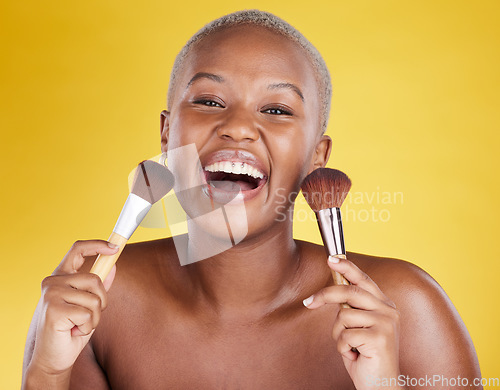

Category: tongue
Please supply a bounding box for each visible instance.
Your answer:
[210,180,255,192]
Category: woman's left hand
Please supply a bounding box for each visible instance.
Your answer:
[303,256,403,390]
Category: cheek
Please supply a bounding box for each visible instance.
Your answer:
[167,112,209,150]
[270,131,316,181]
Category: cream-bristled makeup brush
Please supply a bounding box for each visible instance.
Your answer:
[301,168,352,308]
[90,160,174,281]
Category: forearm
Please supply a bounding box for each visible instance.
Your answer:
[22,364,71,390]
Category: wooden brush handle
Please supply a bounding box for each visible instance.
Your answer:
[331,254,351,309]
[90,232,128,281]
[332,254,358,352]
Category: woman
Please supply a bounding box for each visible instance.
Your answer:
[23,10,482,389]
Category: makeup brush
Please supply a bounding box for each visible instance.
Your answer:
[90,160,174,281]
[301,168,352,308]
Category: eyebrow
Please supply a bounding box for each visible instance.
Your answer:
[186,72,224,88]
[185,73,304,102]
[268,82,304,102]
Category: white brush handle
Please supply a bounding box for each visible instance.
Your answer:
[90,232,128,281]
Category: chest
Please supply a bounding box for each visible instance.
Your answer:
[97,302,355,390]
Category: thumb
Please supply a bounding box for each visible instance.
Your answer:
[102,264,117,291]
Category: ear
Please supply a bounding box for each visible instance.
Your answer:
[310,135,332,171]
[160,110,170,152]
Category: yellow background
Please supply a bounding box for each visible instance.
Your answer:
[1,0,499,388]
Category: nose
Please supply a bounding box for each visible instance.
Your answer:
[216,109,260,142]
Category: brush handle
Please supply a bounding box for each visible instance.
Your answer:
[90,232,128,281]
[331,254,351,310]
[333,254,358,352]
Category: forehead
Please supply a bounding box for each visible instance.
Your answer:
[175,25,319,104]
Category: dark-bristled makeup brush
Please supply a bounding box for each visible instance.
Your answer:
[90,160,174,281]
[301,168,352,308]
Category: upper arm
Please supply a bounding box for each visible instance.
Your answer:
[382,261,482,388]
[69,342,110,390]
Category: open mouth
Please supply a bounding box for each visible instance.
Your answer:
[202,161,268,200]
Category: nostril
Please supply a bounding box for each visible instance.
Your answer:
[216,121,260,142]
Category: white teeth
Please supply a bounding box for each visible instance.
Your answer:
[204,161,264,179]
[223,161,232,173]
[233,162,242,174]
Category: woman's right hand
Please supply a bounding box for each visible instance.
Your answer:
[25,240,118,385]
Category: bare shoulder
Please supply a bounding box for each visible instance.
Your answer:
[81,236,185,293]
[348,251,445,304]
[348,252,482,384]
[348,252,468,335]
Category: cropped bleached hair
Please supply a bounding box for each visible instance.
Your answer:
[167,10,332,134]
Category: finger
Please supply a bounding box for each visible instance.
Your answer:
[56,240,119,275]
[331,308,383,341]
[332,307,375,331]
[44,283,104,327]
[64,304,96,336]
[337,328,374,359]
[61,289,104,328]
[340,348,358,362]
[328,256,389,302]
[45,301,94,334]
[60,273,109,310]
[72,327,95,338]
[303,285,383,311]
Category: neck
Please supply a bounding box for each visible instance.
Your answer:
[188,220,302,318]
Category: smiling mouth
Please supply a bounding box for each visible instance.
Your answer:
[203,161,267,194]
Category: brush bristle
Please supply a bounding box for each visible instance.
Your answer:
[131,160,174,204]
[301,168,352,211]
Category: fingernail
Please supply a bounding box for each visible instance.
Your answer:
[328,255,340,264]
[303,295,314,307]
[108,242,119,249]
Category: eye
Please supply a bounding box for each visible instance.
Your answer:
[261,106,293,116]
[193,98,224,108]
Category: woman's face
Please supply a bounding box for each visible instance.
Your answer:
[162,25,330,240]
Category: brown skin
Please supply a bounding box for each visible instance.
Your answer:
[23,25,481,389]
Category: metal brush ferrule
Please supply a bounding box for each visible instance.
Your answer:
[113,193,152,239]
[317,207,346,256]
